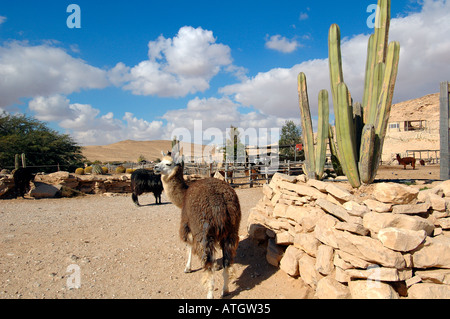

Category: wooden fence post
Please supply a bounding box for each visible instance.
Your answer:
[440,81,450,180]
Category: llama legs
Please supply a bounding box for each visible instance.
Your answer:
[222,266,230,297]
[184,233,193,273]
[184,244,192,273]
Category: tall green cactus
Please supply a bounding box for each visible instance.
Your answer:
[298,73,329,180]
[329,0,399,187]
[298,0,399,188]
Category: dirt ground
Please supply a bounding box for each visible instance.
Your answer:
[0,164,442,300]
[0,187,313,300]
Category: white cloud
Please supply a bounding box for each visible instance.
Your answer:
[0,16,7,25]
[299,12,309,21]
[0,42,109,109]
[265,35,300,53]
[221,60,329,119]
[28,95,162,145]
[222,0,450,122]
[114,26,233,97]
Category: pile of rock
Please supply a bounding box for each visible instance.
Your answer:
[247,173,450,299]
[0,171,209,199]
[0,171,132,199]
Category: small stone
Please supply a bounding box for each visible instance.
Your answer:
[408,283,450,299]
[377,227,427,252]
[315,277,351,299]
[315,245,334,275]
[348,280,399,299]
[373,182,418,204]
[279,246,304,277]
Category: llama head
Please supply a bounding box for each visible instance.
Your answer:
[155,155,180,176]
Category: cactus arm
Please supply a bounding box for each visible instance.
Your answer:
[363,0,390,125]
[374,0,390,63]
[362,34,375,121]
[366,62,386,126]
[328,24,344,107]
[369,41,400,182]
[315,90,329,179]
[335,82,361,188]
[298,72,316,179]
[359,124,375,183]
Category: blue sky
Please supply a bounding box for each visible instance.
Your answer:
[1,0,449,146]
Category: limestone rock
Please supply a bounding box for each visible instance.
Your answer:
[348,280,399,299]
[363,199,392,213]
[415,269,450,285]
[343,201,369,217]
[315,198,354,223]
[315,245,334,275]
[294,233,321,257]
[377,227,427,252]
[435,180,450,197]
[335,250,372,269]
[247,223,268,242]
[306,179,328,192]
[437,217,450,230]
[266,239,285,267]
[325,183,353,202]
[273,180,327,199]
[346,266,412,282]
[279,245,304,277]
[373,182,418,204]
[335,221,369,236]
[30,182,61,199]
[363,212,435,235]
[334,228,406,269]
[315,277,351,299]
[299,254,323,289]
[408,283,450,299]
[392,202,431,215]
[275,231,294,245]
[285,205,325,232]
[412,236,450,269]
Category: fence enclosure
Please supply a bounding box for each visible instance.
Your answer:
[440,81,450,180]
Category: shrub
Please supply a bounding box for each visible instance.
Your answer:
[126,168,135,174]
[75,168,85,175]
[92,164,103,175]
[85,166,93,174]
[102,166,109,174]
[115,166,126,174]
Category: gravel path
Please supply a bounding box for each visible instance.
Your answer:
[0,187,311,299]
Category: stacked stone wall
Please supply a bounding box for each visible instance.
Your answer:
[247,173,450,299]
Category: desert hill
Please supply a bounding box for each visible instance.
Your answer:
[82,140,173,163]
[82,140,209,163]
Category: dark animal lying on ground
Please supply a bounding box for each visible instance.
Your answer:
[131,169,163,206]
[13,168,35,198]
[420,159,425,166]
[396,154,416,170]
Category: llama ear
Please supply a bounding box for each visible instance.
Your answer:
[161,151,167,157]
[172,152,183,165]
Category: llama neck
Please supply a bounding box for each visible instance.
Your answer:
[161,164,188,209]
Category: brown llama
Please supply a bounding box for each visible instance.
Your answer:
[244,165,260,181]
[155,154,241,299]
[396,154,416,170]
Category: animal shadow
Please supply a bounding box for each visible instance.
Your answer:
[136,201,171,207]
[224,236,278,298]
